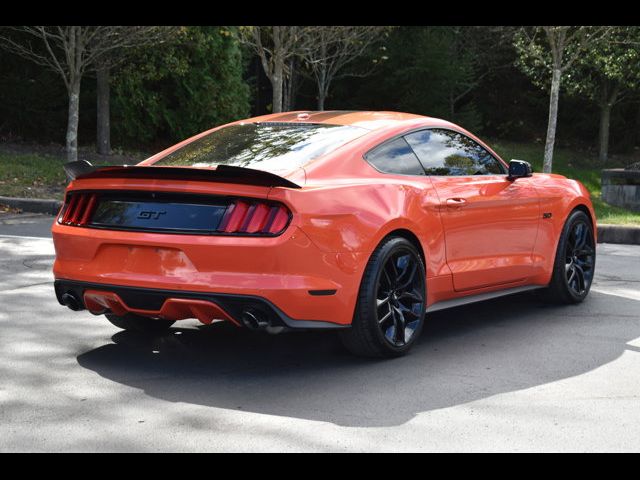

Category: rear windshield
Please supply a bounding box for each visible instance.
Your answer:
[152,122,368,174]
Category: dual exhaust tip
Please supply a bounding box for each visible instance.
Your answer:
[62,290,284,334]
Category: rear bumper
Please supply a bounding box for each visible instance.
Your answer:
[51,222,368,326]
[54,280,347,329]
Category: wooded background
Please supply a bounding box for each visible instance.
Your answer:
[1,26,639,169]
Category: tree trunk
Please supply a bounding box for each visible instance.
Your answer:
[271,58,284,113]
[316,36,328,111]
[66,78,81,163]
[543,68,562,173]
[283,79,290,112]
[283,57,297,112]
[598,102,612,165]
[316,69,328,111]
[96,66,111,155]
[598,83,620,165]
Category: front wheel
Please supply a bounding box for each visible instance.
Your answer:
[542,210,596,304]
[339,236,426,357]
[105,312,175,333]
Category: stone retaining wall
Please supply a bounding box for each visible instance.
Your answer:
[601,169,640,212]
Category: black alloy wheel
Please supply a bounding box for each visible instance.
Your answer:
[340,236,426,357]
[564,219,596,297]
[543,209,596,304]
[376,249,425,347]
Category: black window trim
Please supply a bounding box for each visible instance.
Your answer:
[363,126,509,177]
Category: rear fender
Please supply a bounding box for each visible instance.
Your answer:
[268,181,447,279]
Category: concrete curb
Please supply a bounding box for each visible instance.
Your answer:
[2,195,640,245]
[598,224,640,245]
[0,196,62,216]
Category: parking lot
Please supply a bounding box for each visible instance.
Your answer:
[1,212,639,452]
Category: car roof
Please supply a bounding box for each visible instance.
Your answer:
[245,110,431,131]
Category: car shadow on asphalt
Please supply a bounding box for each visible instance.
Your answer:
[77,289,640,427]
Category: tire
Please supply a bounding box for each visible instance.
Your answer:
[339,236,426,358]
[542,209,596,304]
[105,312,175,333]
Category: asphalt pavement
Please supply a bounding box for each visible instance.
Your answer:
[1,212,639,452]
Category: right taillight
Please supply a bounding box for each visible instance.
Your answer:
[217,200,291,235]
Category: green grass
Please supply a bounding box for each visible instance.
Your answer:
[1,143,639,225]
[0,152,68,200]
[0,149,136,200]
[490,140,640,226]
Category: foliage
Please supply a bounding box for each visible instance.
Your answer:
[111,26,250,147]
[0,26,181,161]
[515,26,640,101]
[513,26,612,172]
[328,27,512,133]
[2,25,640,161]
[565,27,640,99]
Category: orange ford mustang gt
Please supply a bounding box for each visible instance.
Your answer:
[52,111,597,357]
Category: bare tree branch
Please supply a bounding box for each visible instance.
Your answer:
[298,26,388,110]
[238,26,317,112]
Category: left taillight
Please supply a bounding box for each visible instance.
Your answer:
[58,192,98,226]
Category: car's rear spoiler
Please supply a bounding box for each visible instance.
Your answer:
[63,160,302,189]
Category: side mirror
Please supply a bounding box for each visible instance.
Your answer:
[508,159,533,180]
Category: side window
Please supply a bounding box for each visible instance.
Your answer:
[404,129,505,176]
[365,137,425,176]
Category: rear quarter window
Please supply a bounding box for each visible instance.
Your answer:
[365,137,425,176]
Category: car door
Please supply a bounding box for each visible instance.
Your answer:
[404,129,540,292]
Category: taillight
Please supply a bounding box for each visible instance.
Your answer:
[217,200,291,235]
[59,192,98,226]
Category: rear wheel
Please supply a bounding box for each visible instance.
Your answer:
[105,312,174,333]
[543,210,596,304]
[340,237,426,357]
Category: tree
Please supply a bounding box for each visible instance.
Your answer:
[0,26,178,161]
[564,27,640,163]
[111,26,250,146]
[331,27,512,132]
[282,56,298,111]
[514,26,611,173]
[299,26,388,110]
[93,27,180,155]
[238,26,315,113]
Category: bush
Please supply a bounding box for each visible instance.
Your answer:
[111,26,250,149]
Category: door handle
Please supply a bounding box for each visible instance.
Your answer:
[445,198,468,209]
